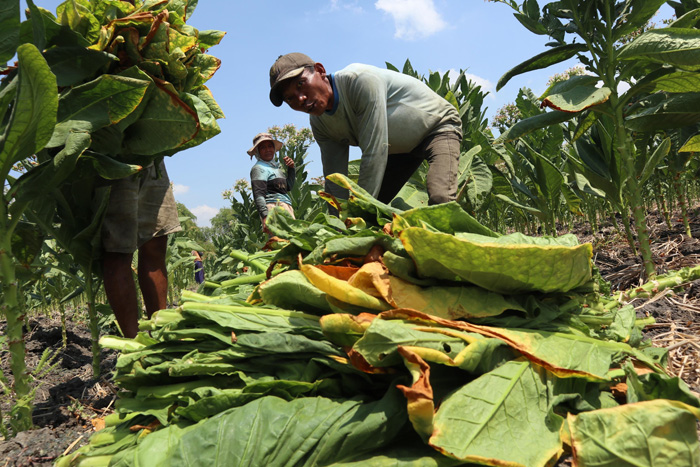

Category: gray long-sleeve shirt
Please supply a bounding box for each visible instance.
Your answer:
[310,63,462,200]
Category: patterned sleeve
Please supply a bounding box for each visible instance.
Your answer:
[250,165,268,218]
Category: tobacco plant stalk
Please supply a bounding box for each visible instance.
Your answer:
[0,225,33,433]
[673,174,692,237]
[600,2,654,278]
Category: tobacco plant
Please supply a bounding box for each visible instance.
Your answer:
[0,42,58,434]
[491,0,700,278]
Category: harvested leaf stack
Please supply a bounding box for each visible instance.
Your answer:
[57,175,700,467]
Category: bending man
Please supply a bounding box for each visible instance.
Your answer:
[268,53,462,205]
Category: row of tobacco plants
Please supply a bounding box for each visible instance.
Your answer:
[0,0,224,435]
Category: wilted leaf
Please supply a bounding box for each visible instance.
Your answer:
[542,85,611,113]
[400,228,592,294]
[123,81,199,155]
[301,264,391,312]
[430,360,564,467]
[568,400,700,467]
[258,270,332,314]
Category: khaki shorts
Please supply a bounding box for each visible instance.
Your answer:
[101,161,182,254]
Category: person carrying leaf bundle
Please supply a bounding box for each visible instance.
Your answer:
[101,161,182,338]
[192,250,205,284]
[248,132,296,233]
[268,53,462,206]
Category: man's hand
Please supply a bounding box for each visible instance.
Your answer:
[283,156,295,168]
[262,216,270,234]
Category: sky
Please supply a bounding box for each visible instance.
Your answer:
[20,0,673,227]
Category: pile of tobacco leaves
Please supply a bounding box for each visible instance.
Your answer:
[56,175,700,467]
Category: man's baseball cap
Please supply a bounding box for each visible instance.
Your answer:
[269,53,315,107]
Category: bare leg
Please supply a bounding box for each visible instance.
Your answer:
[103,252,139,338]
[138,235,169,318]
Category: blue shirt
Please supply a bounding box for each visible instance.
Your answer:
[250,159,295,218]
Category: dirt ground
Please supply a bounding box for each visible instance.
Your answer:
[1,211,699,467]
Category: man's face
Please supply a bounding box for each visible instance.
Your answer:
[281,64,333,116]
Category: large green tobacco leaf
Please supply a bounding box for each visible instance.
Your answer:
[395,202,499,237]
[0,43,57,177]
[326,173,403,221]
[429,360,563,467]
[124,391,407,467]
[379,309,651,381]
[495,109,577,144]
[9,133,91,218]
[627,70,700,96]
[459,156,492,211]
[528,145,564,203]
[541,72,598,101]
[639,137,670,185]
[679,133,700,152]
[0,0,20,64]
[669,8,700,28]
[47,74,150,148]
[175,91,221,151]
[43,46,116,87]
[304,231,404,265]
[623,362,700,408]
[568,400,700,467]
[353,317,513,376]
[469,325,634,381]
[386,277,527,320]
[178,302,324,337]
[82,152,141,179]
[400,228,592,294]
[612,0,668,41]
[624,92,700,131]
[19,4,90,50]
[392,181,429,210]
[11,221,44,269]
[168,0,200,22]
[619,28,700,70]
[258,270,332,314]
[197,30,226,50]
[352,318,472,368]
[56,0,101,44]
[194,86,225,119]
[494,193,545,220]
[123,82,199,155]
[497,43,588,91]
